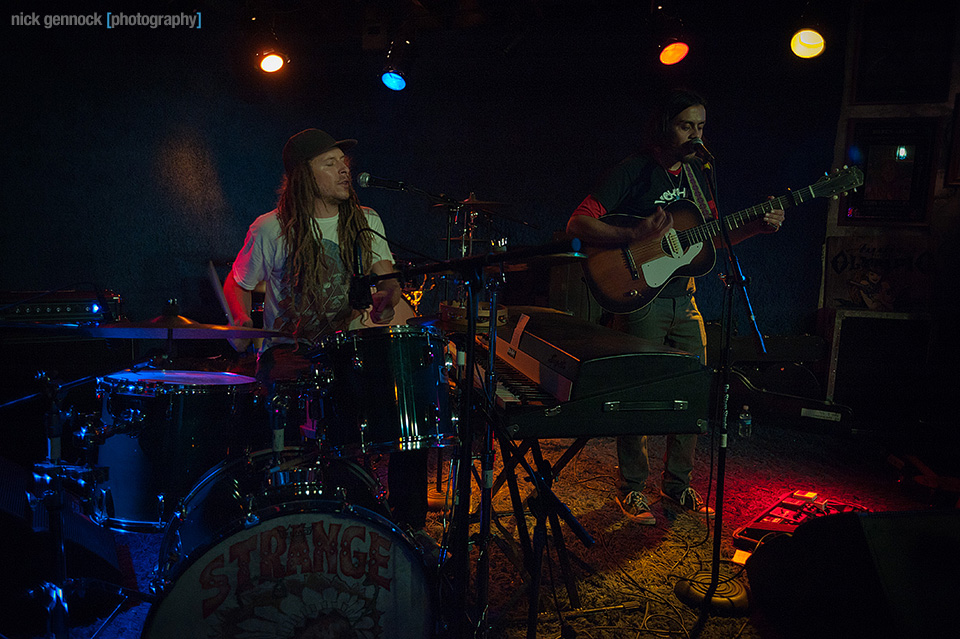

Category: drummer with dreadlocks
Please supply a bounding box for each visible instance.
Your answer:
[223,128,428,529]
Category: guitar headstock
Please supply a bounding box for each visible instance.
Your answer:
[814,165,864,200]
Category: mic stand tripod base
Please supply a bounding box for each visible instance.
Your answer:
[673,569,749,615]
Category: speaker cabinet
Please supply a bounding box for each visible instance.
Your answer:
[747,510,959,639]
[823,310,931,427]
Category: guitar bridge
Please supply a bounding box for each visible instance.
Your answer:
[622,247,640,280]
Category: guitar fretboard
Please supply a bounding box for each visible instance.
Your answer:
[680,182,823,247]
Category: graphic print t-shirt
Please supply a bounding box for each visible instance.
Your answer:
[231,207,393,348]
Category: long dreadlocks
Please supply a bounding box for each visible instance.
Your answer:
[275,162,373,337]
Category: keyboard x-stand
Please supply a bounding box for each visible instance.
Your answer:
[476,307,712,637]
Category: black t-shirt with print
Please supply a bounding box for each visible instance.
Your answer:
[591,153,713,298]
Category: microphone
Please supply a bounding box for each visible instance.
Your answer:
[357,172,405,191]
[690,138,716,162]
[349,239,373,310]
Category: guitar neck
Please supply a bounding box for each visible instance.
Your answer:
[691,189,810,243]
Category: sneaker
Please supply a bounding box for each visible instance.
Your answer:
[616,491,656,525]
[661,487,715,518]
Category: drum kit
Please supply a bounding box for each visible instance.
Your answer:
[1,195,584,638]
[3,309,468,637]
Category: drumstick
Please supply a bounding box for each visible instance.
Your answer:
[207,261,235,324]
[208,261,261,350]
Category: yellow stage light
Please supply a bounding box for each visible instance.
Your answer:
[791,28,825,58]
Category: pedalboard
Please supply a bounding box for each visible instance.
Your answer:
[732,489,867,552]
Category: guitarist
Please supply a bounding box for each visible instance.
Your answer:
[566,88,785,525]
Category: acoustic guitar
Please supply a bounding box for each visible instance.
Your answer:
[580,166,863,313]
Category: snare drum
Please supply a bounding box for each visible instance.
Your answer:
[94,369,258,531]
[316,324,456,455]
[144,448,433,639]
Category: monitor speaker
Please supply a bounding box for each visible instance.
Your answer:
[746,509,959,639]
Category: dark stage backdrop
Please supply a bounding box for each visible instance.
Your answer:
[1,1,847,338]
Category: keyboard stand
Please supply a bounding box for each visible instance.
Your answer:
[491,432,595,639]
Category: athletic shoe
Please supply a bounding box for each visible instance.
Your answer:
[661,487,715,518]
[616,491,656,525]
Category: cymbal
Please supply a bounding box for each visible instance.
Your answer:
[79,315,287,340]
[439,236,498,243]
[432,198,506,211]
[489,252,586,273]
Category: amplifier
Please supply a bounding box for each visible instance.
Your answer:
[0,290,122,323]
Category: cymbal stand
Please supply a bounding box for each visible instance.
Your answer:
[448,267,480,636]
[441,200,482,302]
[475,264,504,629]
[36,370,71,639]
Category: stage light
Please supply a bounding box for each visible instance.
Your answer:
[381,67,406,91]
[250,15,289,73]
[659,38,689,65]
[258,49,288,73]
[651,4,690,66]
[790,27,825,58]
[381,38,412,91]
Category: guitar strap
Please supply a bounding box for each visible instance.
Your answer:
[682,163,714,220]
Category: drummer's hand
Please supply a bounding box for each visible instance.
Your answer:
[370,290,396,324]
[228,312,254,352]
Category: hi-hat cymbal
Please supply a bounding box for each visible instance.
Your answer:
[79,315,287,340]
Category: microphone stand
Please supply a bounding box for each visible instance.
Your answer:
[674,158,761,616]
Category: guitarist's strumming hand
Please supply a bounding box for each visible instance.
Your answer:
[630,206,673,243]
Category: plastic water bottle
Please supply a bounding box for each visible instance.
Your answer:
[738,405,753,437]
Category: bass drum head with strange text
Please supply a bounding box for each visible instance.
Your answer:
[142,503,434,639]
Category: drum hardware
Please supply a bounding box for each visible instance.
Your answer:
[16,371,156,638]
[355,238,584,636]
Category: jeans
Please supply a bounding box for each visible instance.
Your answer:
[607,292,707,498]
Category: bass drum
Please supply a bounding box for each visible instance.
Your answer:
[143,448,435,639]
